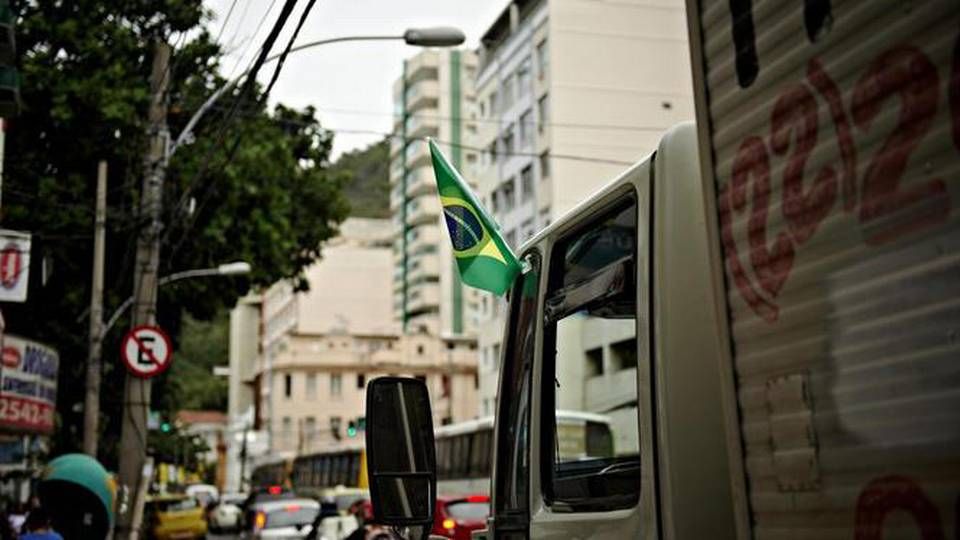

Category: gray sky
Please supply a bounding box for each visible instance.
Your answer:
[203,0,509,159]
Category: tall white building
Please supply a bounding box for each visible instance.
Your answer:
[470,0,695,415]
[389,49,481,338]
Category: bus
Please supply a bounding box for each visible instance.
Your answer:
[291,443,368,499]
[435,411,613,495]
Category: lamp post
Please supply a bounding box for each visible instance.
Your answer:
[171,27,466,156]
[82,261,251,457]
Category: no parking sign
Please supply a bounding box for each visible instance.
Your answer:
[121,325,173,378]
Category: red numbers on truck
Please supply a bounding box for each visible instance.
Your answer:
[722,42,955,323]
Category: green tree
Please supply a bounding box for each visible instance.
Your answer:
[155,310,229,415]
[1,0,349,464]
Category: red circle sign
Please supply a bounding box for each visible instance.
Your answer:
[121,325,173,379]
[0,244,22,289]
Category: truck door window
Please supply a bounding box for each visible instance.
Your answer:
[542,198,641,512]
[493,253,540,537]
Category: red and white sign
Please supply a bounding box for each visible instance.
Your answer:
[121,325,173,379]
[0,231,30,303]
[0,334,58,434]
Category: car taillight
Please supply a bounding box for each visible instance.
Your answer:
[254,511,266,530]
[284,504,301,512]
[442,518,456,530]
[268,485,282,495]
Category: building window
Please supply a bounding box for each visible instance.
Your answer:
[490,190,500,214]
[282,417,292,442]
[538,94,550,133]
[519,109,534,147]
[330,416,342,439]
[304,416,316,444]
[540,151,551,179]
[305,373,317,400]
[520,165,534,202]
[540,207,552,228]
[284,374,292,399]
[502,123,515,155]
[441,374,451,398]
[537,39,549,80]
[502,179,516,212]
[357,373,366,389]
[517,56,532,94]
[417,344,425,355]
[489,91,498,116]
[501,76,515,110]
[331,374,342,397]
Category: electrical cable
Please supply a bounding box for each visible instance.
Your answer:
[259,0,319,105]
[215,0,240,44]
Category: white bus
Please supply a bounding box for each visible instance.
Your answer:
[435,411,614,496]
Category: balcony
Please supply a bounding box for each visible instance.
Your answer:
[585,368,638,413]
[406,252,440,285]
[404,167,436,199]
[405,51,439,85]
[404,140,431,169]
[405,113,439,140]
[405,80,439,114]
[406,282,441,315]
[405,194,441,227]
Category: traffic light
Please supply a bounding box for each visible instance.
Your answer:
[346,420,357,438]
[160,422,171,433]
[0,0,18,117]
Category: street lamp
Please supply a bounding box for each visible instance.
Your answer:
[171,26,466,156]
[82,261,252,457]
[102,261,252,336]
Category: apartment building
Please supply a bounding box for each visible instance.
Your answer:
[388,49,481,337]
[470,0,695,417]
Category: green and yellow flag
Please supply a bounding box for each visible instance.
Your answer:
[429,139,520,296]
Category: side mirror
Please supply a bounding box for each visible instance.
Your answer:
[365,377,436,528]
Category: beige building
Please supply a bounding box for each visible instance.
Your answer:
[266,332,478,455]
[254,218,478,456]
[470,0,694,415]
[389,49,481,337]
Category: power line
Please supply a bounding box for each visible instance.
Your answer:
[314,105,674,133]
[214,0,240,44]
[260,0,319,104]
[207,103,636,166]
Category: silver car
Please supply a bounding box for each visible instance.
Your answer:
[240,498,320,539]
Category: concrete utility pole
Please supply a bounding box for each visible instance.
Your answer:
[83,160,107,456]
[116,39,170,540]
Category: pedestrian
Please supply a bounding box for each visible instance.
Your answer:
[17,507,62,540]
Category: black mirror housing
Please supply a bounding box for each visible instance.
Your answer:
[365,376,437,527]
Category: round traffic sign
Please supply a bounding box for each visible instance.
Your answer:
[121,325,173,379]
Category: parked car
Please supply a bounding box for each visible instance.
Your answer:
[185,483,218,508]
[242,485,297,510]
[208,492,246,533]
[144,493,207,540]
[240,497,320,539]
[431,495,489,540]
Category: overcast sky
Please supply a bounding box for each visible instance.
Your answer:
[202,0,510,159]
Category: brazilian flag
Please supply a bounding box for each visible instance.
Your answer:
[429,139,521,296]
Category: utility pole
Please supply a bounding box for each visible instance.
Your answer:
[83,160,107,457]
[116,39,170,540]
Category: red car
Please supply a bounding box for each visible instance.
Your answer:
[431,495,490,540]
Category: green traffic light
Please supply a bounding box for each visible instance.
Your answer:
[160,422,171,433]
[347,423,357,438]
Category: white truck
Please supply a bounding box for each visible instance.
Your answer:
[363,1,960,539]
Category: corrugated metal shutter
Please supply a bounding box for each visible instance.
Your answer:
[689,1,960,538]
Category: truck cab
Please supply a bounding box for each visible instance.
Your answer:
[364,124,740,539]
